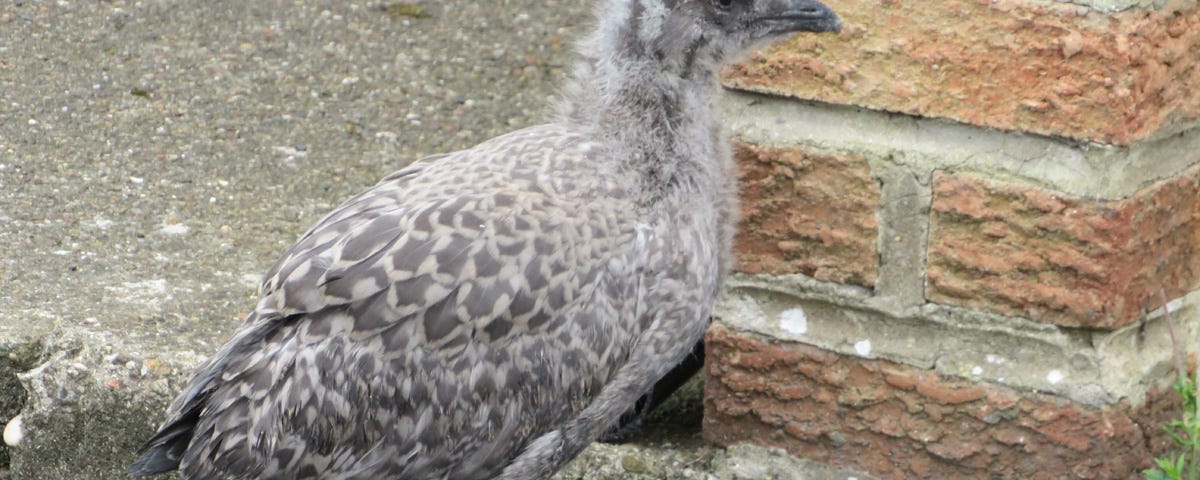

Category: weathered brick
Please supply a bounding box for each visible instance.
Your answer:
[724,0,1200,145]
[733,142,879,287]
[704,324,1180,480]
[927,164,1200,329]
[914,376,987,405]
[881,366,919,391]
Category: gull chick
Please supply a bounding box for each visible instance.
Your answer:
[128,1,841,478]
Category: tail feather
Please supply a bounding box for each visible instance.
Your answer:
[127,313,292,477]
[126,442,184,477]
[127,392,207,477]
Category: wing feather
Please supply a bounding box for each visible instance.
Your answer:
[145,128,642,478]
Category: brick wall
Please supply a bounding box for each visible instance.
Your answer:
[705,0,1200,478]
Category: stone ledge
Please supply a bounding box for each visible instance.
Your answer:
[723,91,1200,200]
[715,274,1200,407]
[0,329,191,479]
[1055,0,1198,12]
[724,0,1200,145]
[557,442,875,480]
[0,324,867,479]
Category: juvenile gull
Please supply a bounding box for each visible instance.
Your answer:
[128,0,841,478]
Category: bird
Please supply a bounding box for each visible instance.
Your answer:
[127,0,841,478]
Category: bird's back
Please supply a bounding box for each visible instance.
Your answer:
[130,124,674,479]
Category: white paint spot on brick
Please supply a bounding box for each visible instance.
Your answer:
[1047,370,1064,384]
[854,339,872,357]
[971,366,983,375]
[4,414,23,446]
[778,308,808,335]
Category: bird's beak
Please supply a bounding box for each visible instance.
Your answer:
[757,0,842,35]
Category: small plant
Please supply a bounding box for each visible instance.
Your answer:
[1145,291,1200,480]
[1145,373,1200,480]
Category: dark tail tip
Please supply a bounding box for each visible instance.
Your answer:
[126,444,181,477]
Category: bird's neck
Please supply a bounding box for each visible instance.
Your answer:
[557,31,729,208]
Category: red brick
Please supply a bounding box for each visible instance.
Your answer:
[704,324,1181,480]
[990,426,1030,446]
[927,439,983,462]
[986,389,1022,411]
[860,402,905,438]
[724,0,1200,146]
[733,142,879,287]
[881,366,919,390]
[915,375,988,405]
[927,165,1200,328]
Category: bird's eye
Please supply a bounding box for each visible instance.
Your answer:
[713,0,734,10]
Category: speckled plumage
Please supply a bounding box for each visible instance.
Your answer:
[129,1,840,478]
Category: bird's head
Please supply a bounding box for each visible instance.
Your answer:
[599,0,842,74]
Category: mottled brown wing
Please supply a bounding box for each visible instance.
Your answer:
[167,127,640,478]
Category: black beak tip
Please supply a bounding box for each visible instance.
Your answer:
[771,0,843,35]
[820,15,843,33]
[807,2,843,33]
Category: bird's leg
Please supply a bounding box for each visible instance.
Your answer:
[496,371,645,480]
[599,339,704,443]
[497,312,709,479]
